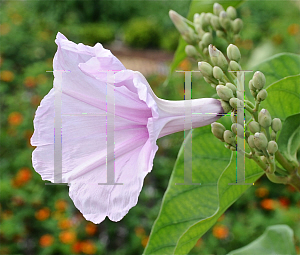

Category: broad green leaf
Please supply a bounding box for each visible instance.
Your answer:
[164,0,245,86]
[245,53,300,101]
[277,113,300,166]
[144,125,264,255]
[227,225,296,255]
[261,74,300,121]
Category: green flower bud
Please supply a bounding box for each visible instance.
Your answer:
[258,109,272,128]
[216,30,226,38]
[231,111,237,123]
[200,13,210,29]
[198,41,204,50]
[225,83,237,95]
[248,121,261,134]
[249,79,255,91]
[229,98,238,109]
[227,44,241,62]
[257,89,268,101]
[247,135,256,149]
[198,61,213,78]
[226,6,237,20]
[271,118,282,132]
[213,3,224,16]
[206,13,213,23]
[267,141,278,155]
[169,10,190,36]
[231,123,244,138]
[224,130,236,145]
[245,131,250,138]
[202,32,213,46]
[185,45,198,58]
[211,122,226,141]
[218,99,232,113]
[203,47,208,56]
[211,15,222,30]
[213,66,224,80]
[225,144,231,149]
[232,18,243,34]
[182,27,198,44]
[219,11,231,31]
[252,71,266,90]
[194,13,201,25]
[250,89,257,98]
[229,60,241,71]
[216,85,234,101]
[208,45,228,72]
[253,132,268,151]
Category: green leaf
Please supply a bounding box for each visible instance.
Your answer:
[261,74,300,121]
[143,125,264,255]
[227,225,296,255]
[164,0,245,86]
[277,113,300,166]
[245,53,300,100]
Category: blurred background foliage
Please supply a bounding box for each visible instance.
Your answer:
[0,0,299,254]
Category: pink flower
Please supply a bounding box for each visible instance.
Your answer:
[31,32,223,224]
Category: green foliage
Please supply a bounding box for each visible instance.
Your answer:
[277,114,300,167]
[261,75,300,120]
[245,53,300,100]
[144,124,264,255]
[228,225,296,255]
[123,18,161,49]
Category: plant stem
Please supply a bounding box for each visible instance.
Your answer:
[287,170,300,192]
[252,154,268,171]
[265,127,271,141]
[245,104,254,114]
[275,151,295,174]
[275,166,289,176]
[225,71,235,84]
[266,172,288,184]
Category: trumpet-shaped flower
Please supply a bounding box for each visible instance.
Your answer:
[31,32,224,224]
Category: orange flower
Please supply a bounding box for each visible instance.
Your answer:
[80,240,96,254]
[0,24,10,35]
[260,198,275,210]
[39,234,54,247]
[288,24,300,35]
[141,236,149,248]
[134,226,145,237]
[58,219,72,229]
[278,197,290,209]
[12,167,32,187]
[72,241,82,253]
[59,231,76,244]
[35,207,51,221]
[179,59,192,70]
[8,112,23,126]
[24,76,36,88]
[0,70,14,82]
[212,225,229,239]
[55,199,68,212]
[255,187,269,198]
[85,222,97,236]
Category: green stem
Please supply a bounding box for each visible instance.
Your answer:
[287,170,300,192]
[275,151,295,174]
[245,104,254,114]
[266,172,288,184]
[264,127,271,141]
[225,71,235,84]
[245,100,255,108]
[275,166,289,176]
[252,154,268,171]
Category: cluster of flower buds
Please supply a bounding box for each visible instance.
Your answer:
[249,71,267,102]
[247,109,281,157]
[169,3,243,63]
[198,43,242,113]
[211,3,243,39]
